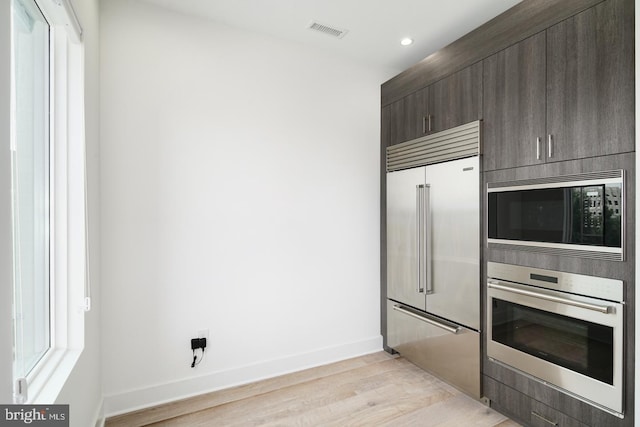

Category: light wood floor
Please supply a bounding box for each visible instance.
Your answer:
[106,352,520,427]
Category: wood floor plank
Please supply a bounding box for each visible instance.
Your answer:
[107,352,520,427]
[319,387,455,427]
[261,368,453,426]
[106,352,396,427]
[150,359,413,426]
[387,393,512,427]
[493,421,523,427]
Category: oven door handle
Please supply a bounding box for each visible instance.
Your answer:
[488,281,616,314]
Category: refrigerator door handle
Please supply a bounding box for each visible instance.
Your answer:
[416,185,424,293]
[424,184,433,294]
[392,304,461,334]
[417,184,430,294]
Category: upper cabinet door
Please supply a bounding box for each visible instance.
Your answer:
[429,62,483,133]
[546,0,634,161]
[482,0,634,172]
[405,87,430,141]
[382,87,429,147]
[382,62,482,148]
[482,32,547,171]
[381,99,406,147]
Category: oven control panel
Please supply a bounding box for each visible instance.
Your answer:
[487,262,623,303]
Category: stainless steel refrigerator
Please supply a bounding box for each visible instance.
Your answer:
[386,121,480,398]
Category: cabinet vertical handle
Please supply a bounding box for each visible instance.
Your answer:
[428,114,432,133]
[536,137,541,160]
[548,134,553,158]
[422,116,427,134]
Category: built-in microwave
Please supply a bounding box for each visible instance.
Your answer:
[487,170,624,261]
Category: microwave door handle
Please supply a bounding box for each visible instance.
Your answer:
[487,281,615,314]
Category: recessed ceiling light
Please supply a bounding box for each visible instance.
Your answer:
[400,38,414,46]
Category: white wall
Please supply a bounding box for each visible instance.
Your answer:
[54,0,103,426]
[100,0,397,415]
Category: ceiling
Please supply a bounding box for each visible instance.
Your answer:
[139,0,521,74]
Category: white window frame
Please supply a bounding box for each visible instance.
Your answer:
[10,0,88,404]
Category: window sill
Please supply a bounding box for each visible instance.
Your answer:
[25,347,82,404]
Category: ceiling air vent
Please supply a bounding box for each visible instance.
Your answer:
[307,21,348,39]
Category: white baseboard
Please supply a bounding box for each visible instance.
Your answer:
[103,335,382,418]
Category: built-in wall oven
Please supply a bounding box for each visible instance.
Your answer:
[487,170,624,260]
[487,262,624,416]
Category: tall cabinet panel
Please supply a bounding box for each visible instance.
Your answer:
[482,32,547,171]
[546,0,634,161]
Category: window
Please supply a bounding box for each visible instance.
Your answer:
[10,0,87,404]
[11,0,51,384]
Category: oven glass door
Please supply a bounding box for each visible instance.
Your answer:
[487,281,624,414]
[491,298,614,384]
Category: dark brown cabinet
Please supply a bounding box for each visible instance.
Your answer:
[381,87,428,147]
[484,376,593,427]
[429,62,483,135]
[381,64,482,147]
[483,32,547,171]
[546,0,634,162]
[483,0,634,172]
